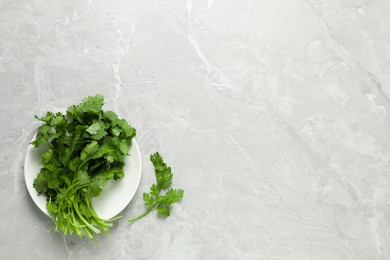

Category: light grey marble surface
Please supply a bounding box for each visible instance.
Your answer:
[1,0,390,259]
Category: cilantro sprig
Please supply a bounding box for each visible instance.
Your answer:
[128,152,184,223]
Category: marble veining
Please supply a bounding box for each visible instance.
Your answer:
[1,0,390,259]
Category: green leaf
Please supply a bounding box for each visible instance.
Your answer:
[46,201,58,215]
[86,121,108,140]
[35,112,54,123]
[39,149,61,172]
[33,170,48,194]
[79,95,104,115]
[89,143,109,160]
[66,105,82,123]
[118,119,136,138]
[163,189,184,206]
[113,168,124,180]
[150,152,173,190]
[86,122,101,135]
[110,127,121,136]
[158,169,172,190]
[58,125,85,166]
[157,206,170,217]
[143,193,154,207]
[31,124,52,147]
[92,128,107,140]
[88,177,108,197]
[96,166,124,181]
[105,155,114,163]
[119,139,129,155]
[103,111,120,125]
[103,136,120,147]
[150,184,159,197]
[80,141,99,161]
[51,113,66,128]
[46,172,62,190]
[31,136,47,148]
[41,149,54,164]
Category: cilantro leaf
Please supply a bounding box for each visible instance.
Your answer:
[103,111,120,125]
[157,206,170,217]
[119,139,129,155]
[162,189,184,206]
[79,94,104,115]
[86,122,101,135]
[86,121,107,140]
[143,193,154,207]
[80,141,99,161]
[92,128,107,140]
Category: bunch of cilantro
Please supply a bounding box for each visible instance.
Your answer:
[32,95,183,239]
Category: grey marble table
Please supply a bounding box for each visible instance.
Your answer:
[1,0,390,259]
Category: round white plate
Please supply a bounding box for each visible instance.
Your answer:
[24,136,142,220]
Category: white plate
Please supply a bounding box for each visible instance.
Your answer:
[24,136,142,220]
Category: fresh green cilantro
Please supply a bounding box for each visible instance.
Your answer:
[32,94,184,240]
[128,152,184,223]
[32,95,136,239]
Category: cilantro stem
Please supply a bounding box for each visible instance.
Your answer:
[127,208,154,223]
[73,199,101,234]
[76,159,90,173]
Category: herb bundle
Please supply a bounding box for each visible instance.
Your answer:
[32,95,183,239]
